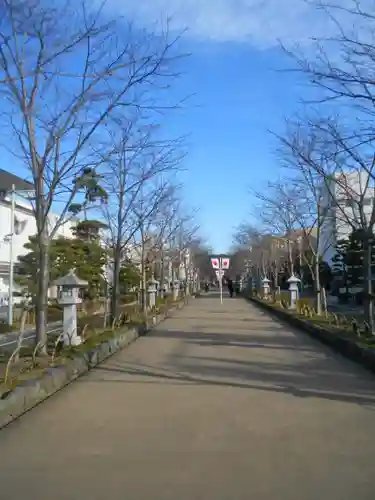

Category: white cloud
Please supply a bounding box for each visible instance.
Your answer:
[103,0,370,48]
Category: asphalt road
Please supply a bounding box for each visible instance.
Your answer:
[1,294,375,499]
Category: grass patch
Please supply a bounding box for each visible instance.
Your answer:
[0,321,138,395]
[250,294,375,349]
[0,299,183,395]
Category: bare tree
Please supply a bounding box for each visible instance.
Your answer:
[147,195,189,296]
[275,113,375,325]
[102,114,184,320]
[232,224,281,287]
[297,117,375,328]
[0,0,184,349]
[232,224,262,282]
[284,0,375,118]
[275,122,337,313]
[187,237,212,284]
[279,0,375,326]
[130,181,180,314]
[251,182,301,277]
[169,218,200,295]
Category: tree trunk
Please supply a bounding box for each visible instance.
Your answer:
[184,261,190,296]
[314,257,322,315]
[160,250,165,299]
[111,171,125,323]
[103,280,109,329]
[35,231,49,354]
[363,234,374,334]
[110,246,121,324]
[288,239,294,275]
[322,287,328,318]
[273,260,278,289]
[15,307,28,362]
[141,246,147,316]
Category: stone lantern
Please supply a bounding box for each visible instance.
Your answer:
[54,269,88,346]
[148,278,159,309]
[261,277,271,297]
[245,276,253,295]
[163,278,170,294]
[287,275,301,309]
[172,280,180,301]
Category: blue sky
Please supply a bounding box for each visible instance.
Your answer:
[103,0,360,253]
[173,43,303,253]
[4,0,364,253]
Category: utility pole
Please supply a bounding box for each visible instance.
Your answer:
[8,185,15,326]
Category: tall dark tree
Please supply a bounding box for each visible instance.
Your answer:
[332,230,375,293]
[17,235,107,300]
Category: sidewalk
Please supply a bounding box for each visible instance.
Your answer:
[1,293,375,499]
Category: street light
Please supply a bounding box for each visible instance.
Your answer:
[0,184,31,326]
[0,184,16,325]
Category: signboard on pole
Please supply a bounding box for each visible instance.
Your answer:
[211,257,220,269]
[221,257,230,270]
[210,256,230,304]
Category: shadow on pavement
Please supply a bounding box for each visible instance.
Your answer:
[166,316,275,323]
[85,324,375,408]
[91,360,375,407]
[149,328,315,350]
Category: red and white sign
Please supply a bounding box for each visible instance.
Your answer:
[221,258,230,270]
[211,257,220,269]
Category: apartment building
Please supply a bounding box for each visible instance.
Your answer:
[0,169,76,302]
[318,170,375,264]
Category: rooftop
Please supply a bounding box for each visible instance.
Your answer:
[53,269,88,287]
[0,169,34,192]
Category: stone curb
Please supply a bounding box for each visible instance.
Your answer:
[0,300,186,430]
[247,296,375,375]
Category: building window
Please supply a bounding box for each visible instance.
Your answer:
[344,199,355,207]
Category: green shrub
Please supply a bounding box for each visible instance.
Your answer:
[341,315,349,325]
[296,298,310,311]
[338,292,352,304]
[363,321,371,337]
[47,305,63,322]
[81,300,101,315]
[0,321,16,334]
[330,313,340,326]
[275,291,289,304]
[155,295,166,308]
[120,293,138,304]
[355,291,364,305]
[351,318,359,336]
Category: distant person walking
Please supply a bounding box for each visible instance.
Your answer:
[227,279,234,298]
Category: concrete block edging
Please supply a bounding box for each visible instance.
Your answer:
[0,300,186,430]
[247,296,375,375]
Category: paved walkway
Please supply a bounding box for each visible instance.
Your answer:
[1,294,375,499]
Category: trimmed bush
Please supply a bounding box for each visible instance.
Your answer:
[120,293,138,304]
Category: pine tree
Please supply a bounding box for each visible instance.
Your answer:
[16,235,107,300]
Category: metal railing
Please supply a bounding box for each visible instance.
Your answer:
[0,303,139,350]
[0,323,63,350]
[0,300,144,351]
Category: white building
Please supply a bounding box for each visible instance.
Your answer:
[0,169,77,303]
[319,170,375,264]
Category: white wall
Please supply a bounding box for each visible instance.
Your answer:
[0,198,75,265]
[0,195,77,297]
[318,172,375,265]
